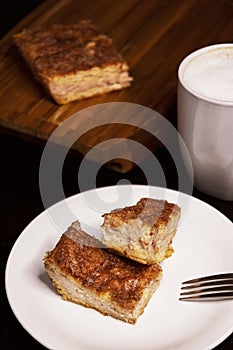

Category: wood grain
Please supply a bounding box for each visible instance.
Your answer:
[0,0,233,172]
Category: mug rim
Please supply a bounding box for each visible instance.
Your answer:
[178,43,233,107]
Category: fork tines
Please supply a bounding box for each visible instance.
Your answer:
[180,273,233,301]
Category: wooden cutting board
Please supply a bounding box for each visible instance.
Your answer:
[1,0,233,172]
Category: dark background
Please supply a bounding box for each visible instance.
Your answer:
[1,1,43,38]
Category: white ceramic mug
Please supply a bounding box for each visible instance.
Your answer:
[177,43,233,200]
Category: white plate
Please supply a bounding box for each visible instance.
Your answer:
[5,185,233,350]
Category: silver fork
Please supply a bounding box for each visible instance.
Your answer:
[179,273,233,301]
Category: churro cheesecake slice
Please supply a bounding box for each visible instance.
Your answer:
[101,198,181,265]
[44,221,162,324]
[13,20,133,104]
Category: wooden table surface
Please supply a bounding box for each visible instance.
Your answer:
[1,0,233,172]
[1,1,233,349]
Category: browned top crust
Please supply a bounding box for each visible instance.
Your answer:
[44,223,162,310]
[13,20,126,77]
[102,198,181,231]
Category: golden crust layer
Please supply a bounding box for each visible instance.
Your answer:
[102,198,180,230]
[44,222,162,313]
[101,198,181,264]
[13,21,125,76]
